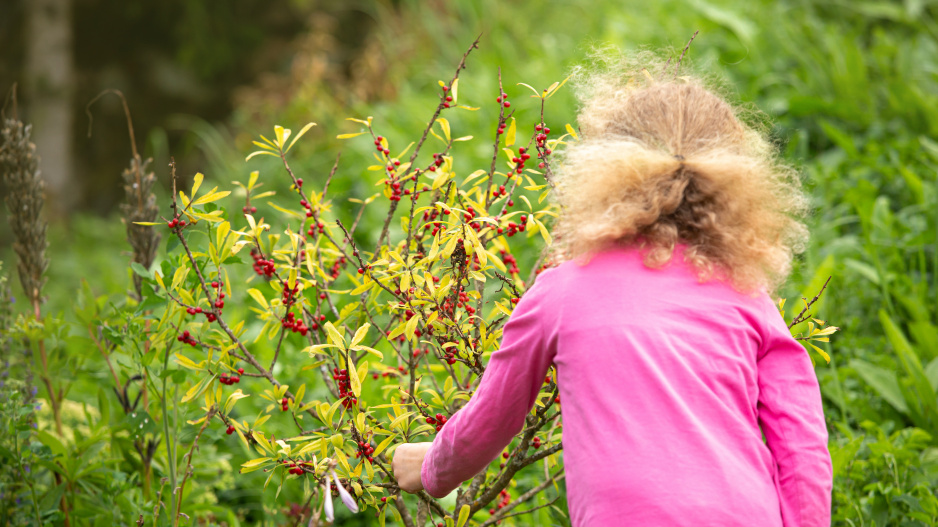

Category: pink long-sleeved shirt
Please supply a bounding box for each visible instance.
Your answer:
[421,244,832,526]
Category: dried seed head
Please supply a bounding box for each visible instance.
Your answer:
[120,155,161,299]
[1,118,49,309]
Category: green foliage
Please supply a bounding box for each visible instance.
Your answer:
[2,0,938,525]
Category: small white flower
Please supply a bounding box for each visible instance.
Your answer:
[331,469,360,513]
[323,473,334,522]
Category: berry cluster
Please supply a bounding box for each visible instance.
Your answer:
[489,489,511,515]
[534,124,553,167]
[226,424,236,435]
[211,281,226,309]
[241,204,257,214]
[183,280,225,322]
[219,369,242,385]
[374,135,390,156]
[355,440,375,463]
[498,250,521,275]
[534,261,554,276]
[332,368,358,409]
[500,450,511,468]
[427,152,445,173]
[281,311,310,336]
[285,461,310,475]
[166,216,187,229]
[440,347,458,365]
[422,207,446,236]
[425,412,449,432]
[386,170,417,202]
[411,347,431,358]
[372,364,411,379]
[496,91,510,108]
[461,205,485,232]
[509,147,531,176]
[531,436,542,449]
[176,330,198,347]
[282,284,299,305]
[441,285,474,318]
[497,214,527,238]
[441,83,453,108]
[329,256,347,280]
[281,396,290,412]
[250,248,276,277]
[307,221,326,239]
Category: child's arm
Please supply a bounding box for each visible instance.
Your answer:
[757,299,833,527]
[416,270,558,498]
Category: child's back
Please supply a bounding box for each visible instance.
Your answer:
[397,50,833,527]
[542,244,830,525]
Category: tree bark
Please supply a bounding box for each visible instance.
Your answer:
[25,0,75,216]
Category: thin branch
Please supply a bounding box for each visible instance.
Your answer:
[174,407,216,526]
[478,470,565,527]
[788,276,832,329]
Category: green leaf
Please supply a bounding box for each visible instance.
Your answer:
[130,262,150,278]
[852,358,910,414]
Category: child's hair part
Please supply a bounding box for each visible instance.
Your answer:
[544,47,809,295]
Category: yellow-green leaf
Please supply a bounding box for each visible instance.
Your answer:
[191,172,204,196]
[286,122,317,152]
[246,150,280,161]
[193,190,231,206]
[505,118,517,147]
[324,322,345,348]
[438,118,451,142]
[247,288,269,310]
[171,265,188,291]
[225,390,250,414]
[456,505,471,527]
[350,323,371,347]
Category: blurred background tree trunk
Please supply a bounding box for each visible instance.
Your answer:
[25,0,75,216]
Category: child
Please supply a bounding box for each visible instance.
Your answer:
[393,51,833,526]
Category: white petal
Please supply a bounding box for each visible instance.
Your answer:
[324,475,334,522]
[332,469,360,513]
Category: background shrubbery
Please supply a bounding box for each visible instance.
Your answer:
[2,0,938,525]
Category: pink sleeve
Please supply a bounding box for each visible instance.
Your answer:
[756,297,833,527]
[421,270,558,498]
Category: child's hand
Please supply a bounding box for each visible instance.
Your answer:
[392,442,432,493]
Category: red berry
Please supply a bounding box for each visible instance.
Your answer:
[237,367,244,375]
[503,101,511,108]
[226,425,235,435]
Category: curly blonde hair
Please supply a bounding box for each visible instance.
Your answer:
[543,49,809,295]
